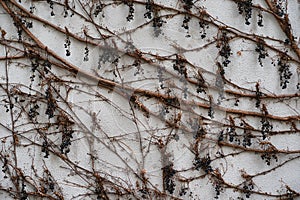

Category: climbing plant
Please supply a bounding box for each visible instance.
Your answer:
[0,0,299,199]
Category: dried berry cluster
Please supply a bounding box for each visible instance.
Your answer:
[228,127,241,145]
[13,21,23,41]
[182,0,194,10]
[45,87,56,119]
[30,58,39,73]
[236,0,253,25]
[274,0,286,17]
[29,5,35,14]
[214,182,223,199]
[47,0,55,16]
[64,35,71,56]
[28,104,40,120]
[173,55,188,78]
[277,55,292,89]
[20,182,28,200]
[193,154,213,173]
[58,115,74,155]
[257,13,263,27]
[20,17,33,29]
[152,16,165,37]
[63,6,68,18]
[218,130,224,142]
[260,117,272,140]
[199,17,209,39]
[40,169,56,194]
[179,187,188,196]
[162,164,176,194]
[182,15,191,37]
[125,1,135,22]
[255,82,262,108]
[41,140,50,158]
[60,127,74,154]
[144,0,153,19]
[84,46,89,61]
[261,152,278,165]
[242,130,252,147]
[1,156,8,179]
[243,181,254,198]
[255,42,268,67]
[94,3,104,18]
[3,99,13,113]
[42,60,52,74]
[217,31,232,68]
[132,59,142,76]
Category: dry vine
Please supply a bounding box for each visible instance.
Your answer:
[0,0,299,199]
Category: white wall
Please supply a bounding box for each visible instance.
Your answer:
[0,0,300,199]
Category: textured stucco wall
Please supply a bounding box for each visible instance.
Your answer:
[0,0,300,199]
